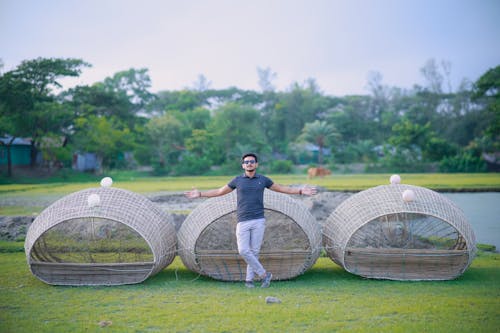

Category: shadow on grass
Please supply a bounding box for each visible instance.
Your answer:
[143,259,364,290]
[3,243,497,290]
[57,248,499,292]
[139,253,500,291]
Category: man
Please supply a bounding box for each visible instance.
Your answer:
[185,153,316,288]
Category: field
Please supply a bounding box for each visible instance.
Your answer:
[2,172,499,216]
[0,241,499,333]
[1,172,499,193]
[1,173,499,332]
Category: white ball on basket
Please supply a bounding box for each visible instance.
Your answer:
[402,189,415,202]
[87,193,101,207]
[100,177,113,187]
[390,174,401,184]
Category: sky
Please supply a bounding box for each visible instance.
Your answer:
[1,0,499,96]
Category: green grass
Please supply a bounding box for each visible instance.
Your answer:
[1,173,498,331]
[0,240,25,252]
[1,173,499,194]
[0,169,152,185]
[0,243,499,332]
[0,206,43,216]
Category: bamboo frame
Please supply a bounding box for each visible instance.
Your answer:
[24,187,176,285]
[177,190,322,281]
[323,184,476,280]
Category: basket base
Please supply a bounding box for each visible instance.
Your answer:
[344,247,469,280]
[30,261,154,285]
[196,250,313,281]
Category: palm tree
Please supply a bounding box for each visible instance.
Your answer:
[299,120,339,166]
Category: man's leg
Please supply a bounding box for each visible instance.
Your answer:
[249,218,266,270]
[236,219,266,282]
[250,219,272,288]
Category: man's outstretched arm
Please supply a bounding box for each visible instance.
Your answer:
[269,183,317,196]
[184,185,233,199]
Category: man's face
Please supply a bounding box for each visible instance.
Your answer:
[242,157,258,172]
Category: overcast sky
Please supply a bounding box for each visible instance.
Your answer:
[1,0,499,96]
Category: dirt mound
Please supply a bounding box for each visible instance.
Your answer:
[0,191,352,240]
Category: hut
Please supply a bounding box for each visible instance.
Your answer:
[323,184,476,280]
[24,186,176,285]
[177,190,321,281]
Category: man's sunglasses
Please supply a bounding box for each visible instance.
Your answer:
[242,160,256,165]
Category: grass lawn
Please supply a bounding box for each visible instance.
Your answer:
[1,173,499,331]
[0,241,499,333]
[1,173,499,194]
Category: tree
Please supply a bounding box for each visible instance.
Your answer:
[208,103,267,164]
[203,88,263,108]
[0,57,90,176]
[266,82,329,153]
[387,118,456,164]
[71,115,134,171]
[366,71,390,122]
[473,65,500,150]
[151,90,204,113]
[298,120,339,166]
[390,119,432,150]
[102,68,156,112]
[185,129,212,156]
[63,83,138,127]
[420,58,444,94]
[191,74,212,92]
[326,95,374,144]
[171,107,211,132]
[257,66,277,92]
[145,113,184,174]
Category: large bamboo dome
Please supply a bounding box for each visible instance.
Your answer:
[177,190,322,281]
[25,186,176,285]
[323,183,476,280]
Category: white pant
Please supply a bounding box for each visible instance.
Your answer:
[236,218,266,281]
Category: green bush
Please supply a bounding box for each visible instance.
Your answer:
[439,152,487,172]
[206,161,242,176]
[369,147,428,173]
[269,160,293,173]
[175,154,212,175]
[150,156,171,176]
[334,140,377,164]
[423,137,459,161]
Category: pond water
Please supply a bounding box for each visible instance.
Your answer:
[443,192,500,251]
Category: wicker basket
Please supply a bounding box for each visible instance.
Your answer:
[24,187,176,285]
[323,184,476,280]
[177,190,321,281]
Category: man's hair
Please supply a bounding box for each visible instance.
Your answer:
[241,153,258,163]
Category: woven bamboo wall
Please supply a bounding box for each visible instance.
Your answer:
[24,187,176,285]
[177,190,321,281]
[323,184,476,280]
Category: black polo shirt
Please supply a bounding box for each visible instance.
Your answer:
[228,173,274,222]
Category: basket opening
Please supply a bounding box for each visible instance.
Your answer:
[347,213,466,250]
[193,209,311,281]
[344,212,469,280]
[30,217,153,264]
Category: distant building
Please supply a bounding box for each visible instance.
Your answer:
[72,153,99,171]
[483,152,500,172]
[0,136,32,166]
[290,142,331,165]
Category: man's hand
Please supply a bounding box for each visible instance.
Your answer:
[301,186,317,196]
[184,188,201,199]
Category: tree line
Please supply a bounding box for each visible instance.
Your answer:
[0,57,498,177]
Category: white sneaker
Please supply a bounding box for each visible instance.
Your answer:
[261,272,272,288]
